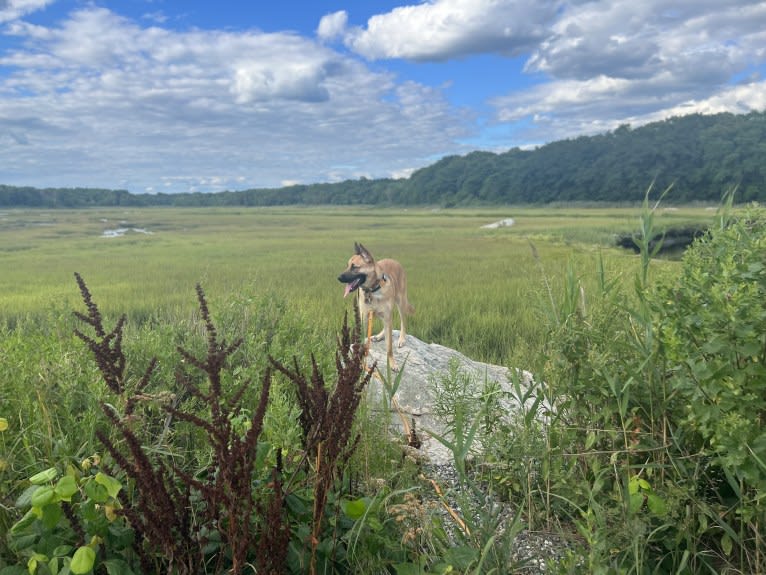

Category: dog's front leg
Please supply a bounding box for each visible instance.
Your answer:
[383,317,399,371]
[358,292,371,345]
[371,328,385,342]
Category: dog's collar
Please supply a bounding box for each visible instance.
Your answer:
[363,274,387,294]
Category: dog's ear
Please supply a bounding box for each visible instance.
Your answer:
[356,242,374,263]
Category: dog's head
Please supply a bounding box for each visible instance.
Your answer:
[337,242,375,297]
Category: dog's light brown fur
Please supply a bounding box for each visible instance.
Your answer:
[337,242,414,370]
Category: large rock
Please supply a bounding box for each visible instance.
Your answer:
[363,331,535,465]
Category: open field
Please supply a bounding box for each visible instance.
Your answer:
[0,205,717,367]
[3,203,764,574]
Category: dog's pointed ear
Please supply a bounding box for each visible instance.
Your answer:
[356,242,374,263]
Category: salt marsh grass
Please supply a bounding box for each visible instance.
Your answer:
[3,203,743,573]
[0,205,711,366]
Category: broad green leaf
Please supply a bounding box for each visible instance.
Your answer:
[646,493,668,517]
[341,497,368,520]
[70,546,96,575]
[29,467,59,485]
[30,486,55,508]
[41,502,63,529]
[15,485,38,509]
[628,492,644,514]
[84,479,109,504]
[55,475,78,501]
[0,417,8,431]
[52,545,74,557]
[95,472,122,499]
[27,553,47,575]
[10,509,37,534]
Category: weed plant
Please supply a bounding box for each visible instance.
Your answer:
[2,275,409,574]
[487,194,766,573]
[2,204,748,574]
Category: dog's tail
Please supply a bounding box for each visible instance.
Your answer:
[403,301,415,316]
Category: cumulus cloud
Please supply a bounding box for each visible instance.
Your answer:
[0,0,53,23]
[317,10,348,42]
[340,0,560,61]
[0,6,469,192]
[492,0,766,143]
[1,1,765,193]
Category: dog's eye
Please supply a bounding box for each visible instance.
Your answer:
[350,264,357,270]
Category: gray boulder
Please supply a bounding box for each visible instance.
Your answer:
[363,331,535,465]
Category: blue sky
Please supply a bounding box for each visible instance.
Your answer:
[1,0,765,194]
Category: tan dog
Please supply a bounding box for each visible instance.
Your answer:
[338,242,414,370]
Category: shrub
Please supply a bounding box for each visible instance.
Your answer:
[514,199,766,573]
[656,208,766,485]
[5,275,379,574]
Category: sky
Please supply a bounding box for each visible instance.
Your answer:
[1,0,765,195]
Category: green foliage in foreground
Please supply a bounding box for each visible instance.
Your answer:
[482,199,766,573]
[2,202,764,573]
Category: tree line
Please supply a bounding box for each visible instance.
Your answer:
[2,110,765,208]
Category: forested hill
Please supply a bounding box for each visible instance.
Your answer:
[2,110,765,208]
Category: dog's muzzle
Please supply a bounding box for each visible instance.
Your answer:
[338,273,365,298]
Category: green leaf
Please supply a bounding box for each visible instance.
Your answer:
[95,472,122,499]
[15,485,38,509]
[0,417,8,432]
[341,497,368,520]
[30,486,55,508]
[52,546,74,557]
[70,546,96,575]
[55,475,78,501]
[84,479,109,504]
[721,533,733,557]
[41,502,63,529]
[102,559,136,575]
[443,545,478,570]
[646,493,667,517]
[629,492,644,514]
[29,467,59,485]
[27,553,48,575]
[10,509,37,534]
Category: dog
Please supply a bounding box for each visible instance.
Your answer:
[338,242,414,370]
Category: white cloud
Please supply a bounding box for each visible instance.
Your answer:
[341,0,561,61]
[1,1,765,193]
[317,10,348,42]
[0,0,53,24]
[492,0,766,144]
[0,6,469,192]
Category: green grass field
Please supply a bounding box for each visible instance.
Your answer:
[4,203,764,574]
[0,205,714,366]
